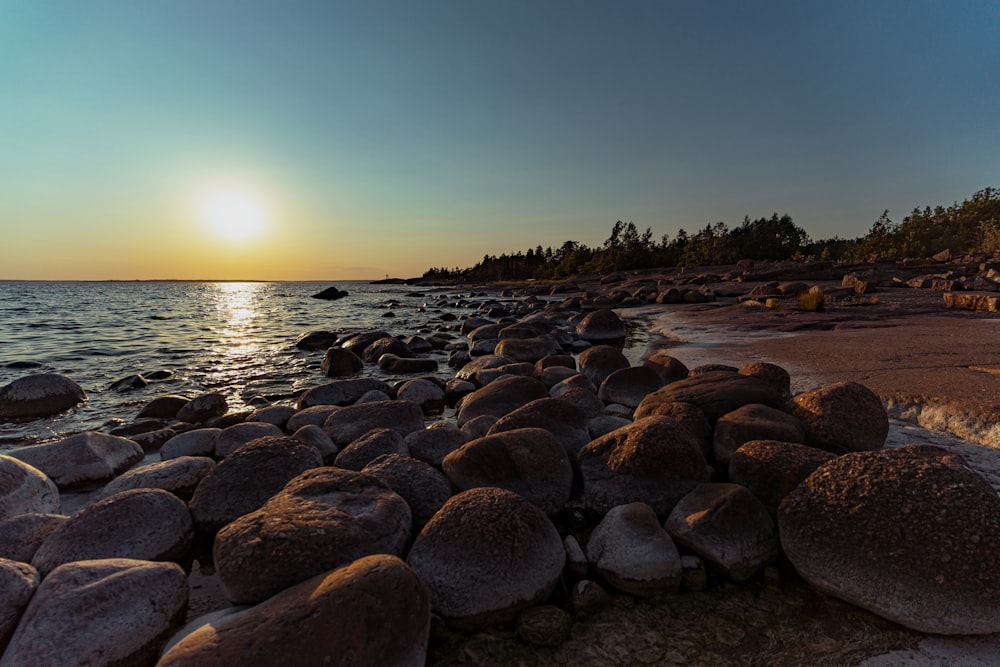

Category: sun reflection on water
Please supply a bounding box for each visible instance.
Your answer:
[208,282,264,390]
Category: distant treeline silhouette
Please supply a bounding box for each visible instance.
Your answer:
[423,187,1000,281]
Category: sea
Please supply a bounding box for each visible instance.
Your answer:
[0,280,522,448]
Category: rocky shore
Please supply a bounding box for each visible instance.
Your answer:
[3,257,1000,665]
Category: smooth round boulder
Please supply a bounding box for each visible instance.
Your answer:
[405,424,470,467]
[0,559,38,651]
[486,397,591,458]
[578,416,711,517]
[378,353,439,373]
[7,432,143,490]
[632,400,713,462]
[779,445,1000,634]
[136,395,189,419]
[322,399,424,447]
[362,336,413,362]
[158,555,430,667]
[495,337,558,363]
[295,330,337,350]
[0,559,188,667]
[291,424,338,463]
[575,309,625,343]
[406,487,565,630]
[597,366,663,409]
[339,330,390,356]
[285,405,340,431]
[214,468,412,605]
[642,351,689,384]
[160,428,220,460]
[454,354,516,384]
[0,373,87,419]
[635,370,784,424]
[396,378,446,413]
[295,378,391,410]
[188,436,323,537]
[585,502,682,596]
[578,345,630,388]
[728,439,837,512]
[98,456,215,501]
[0,513,67,563]
[176,392,228,424]
[665,483,778,582]
[246,405,296,429]
[738,361,791,400]
[443,428,572,515]
[784,381,889,454]
[455,375,549,427]
[0,455,60,521]
[333,427,409,471]
[31,489,193,577]
[214,421,284,459]
[363,453,453,532]
[713,403,806,465]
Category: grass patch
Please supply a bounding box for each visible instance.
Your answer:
[798,290,825,312]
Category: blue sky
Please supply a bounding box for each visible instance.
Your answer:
[1,0,997,279]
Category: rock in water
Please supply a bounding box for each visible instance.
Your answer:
[158,555,429,667]
[0,373,87,419]
[310,285,349,300]
[778,445,1000,634]
[0,559,188,667]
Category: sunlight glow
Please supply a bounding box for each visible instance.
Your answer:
[199,189,268,243]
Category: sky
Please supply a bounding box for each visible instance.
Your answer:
[1,0,998,280]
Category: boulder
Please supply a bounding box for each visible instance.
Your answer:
[728,440,837,512]
[136,395,189,419]
[158,555,429,667]
[310,285,348,300]
[585,502,682,596]
[578,345,630,387]
[0,559,37,652]
[0,373,87,419]
[334,427,409,471]
[665,483,778,582]
[396,378,445,413]
[642,351,689,384]
[296,378,391,410]
[339,330,392,356]
[322,400,424,446]
[176,392,228,423]
[738,361,791,401]
[588,415,632,439]
[576,309,625,343]
[188,436,323,537]
[294,329,338,350]
[320,347,364,377]
[214,421,284,459]
[0,513,68,563]
[98,456,215,501]
[635,370,784,424]
[0,455,60,521]
[363,453,453,532]
[456,375,549,427]
[290,424,338,463]
[495,337,558,363]
[108,374,147,392]
[362,336,413,362]
[285,405,341,431]
[406,487,565,630]
[246,405,296,429]
[486,397,591,458]
[406,424,470,467]
[378,354,439,373]
[7,432,143,490]
[784,381,888,454]
[578,416,710,517]
[443,428,572,515]
[943,291,1000,312]
[0,559,187,667]
[597,366,662,409]
[713,403,805,465]
[31,489,193,576]
[214,468,412,604]
[779,445,1000,634]
[632,399,713,461]
[539,366,579,388]
[160,428,220,460]
[454,354,516,384]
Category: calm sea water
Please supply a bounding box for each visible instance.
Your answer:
[0,280,499,447]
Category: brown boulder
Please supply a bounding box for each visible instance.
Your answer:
[785,381,888,454]
[456,375,548,427]
[635,370,784,424]
[728,439,836,512]
[713,403,805,465]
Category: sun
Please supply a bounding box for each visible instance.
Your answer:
[199,188,269,243]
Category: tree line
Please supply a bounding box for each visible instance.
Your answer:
[422,187,1000,282]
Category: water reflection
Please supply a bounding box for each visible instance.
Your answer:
[207,282,264,391]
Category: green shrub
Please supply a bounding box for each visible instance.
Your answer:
[799,290,825,311]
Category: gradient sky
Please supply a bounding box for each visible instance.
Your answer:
[2,1,998,280]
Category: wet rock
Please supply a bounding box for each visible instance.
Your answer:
[290,424,338,463]
[363,337,414,363]
[406,423,471,467]
[176,392,228,424]
[158,555,429,667]
[188,436,323,537]
[31,489,193,577]
[98,456,215,502]
[322,399,424,447]
[129,427,176,453]
[0,559,188,667]
[0,559,37,652]
[578,345,630,387]
[334,427,409,471]
[363,453,453,532]
[576,309,626,343]
[7,432,143,490]
[456,375,549,427]
[665,483,778,582]
[320,347,364,377]
[495,337,558,363]
[246,405,296,429]
[443,428,572,515]
[728,440,837,512]
[0,373,87,419]
[294,329,338,350]
[214,421,285,459]
[407,487,565,630]
[310,285,349,300]
[0,513,67,563]
[586,502,681,596]
[214,468,411,604]
[160,428,220,460]
[636,370,784,424]
[598,366,662,409]
[578,416,710,517]
[784,381,888,454]
[296,378,391,409]
[108,374,147,392]
[136,395,190,419]
[285,405,340,431]
[0,455,60,521]
[779,445,1000,634]
[378,353,439,373]
[487,397,592,458]
[713,403,805,465]
[454,354,516,384]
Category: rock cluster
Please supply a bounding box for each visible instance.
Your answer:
[3,280,999,665]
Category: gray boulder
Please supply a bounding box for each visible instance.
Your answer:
[0,513,68,563]
[405,424,470,467]
[158,555,429,667]
[0,559,37,652]
[597,366,662,409]
[98,456,215,501]
[31,489,193,576]
[0,373,87,419]
[575,309,625,343]
[0,559,187,667]
[285,405,341,431]
[8,432,143,490]
[397,378,445,413]
[728,439,836,512]
[738,361,791,401]
[378,353,438,373]
[585,502,681,596]
[363,454,453,532]
[296,378,391,410]
[406,487,565,630]
[176,392,228,423]
[322,400,424,447]
[214,468,412,604]
[495,337,558,363]
[214,421,284,459]
[333,427,409,471]
[160,428,220,460]
[578,345,629,387]
[486,397,592,458]
[320,347,364,377]
[455,375,548,427]
[784,381,889,454]
[642,351,689,384]
[713,403,805,465]
[291,424,338,463]
[779,445,1000,634]
[0,455,60,521]
[136,395,189,419]
[294,329,337,350]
